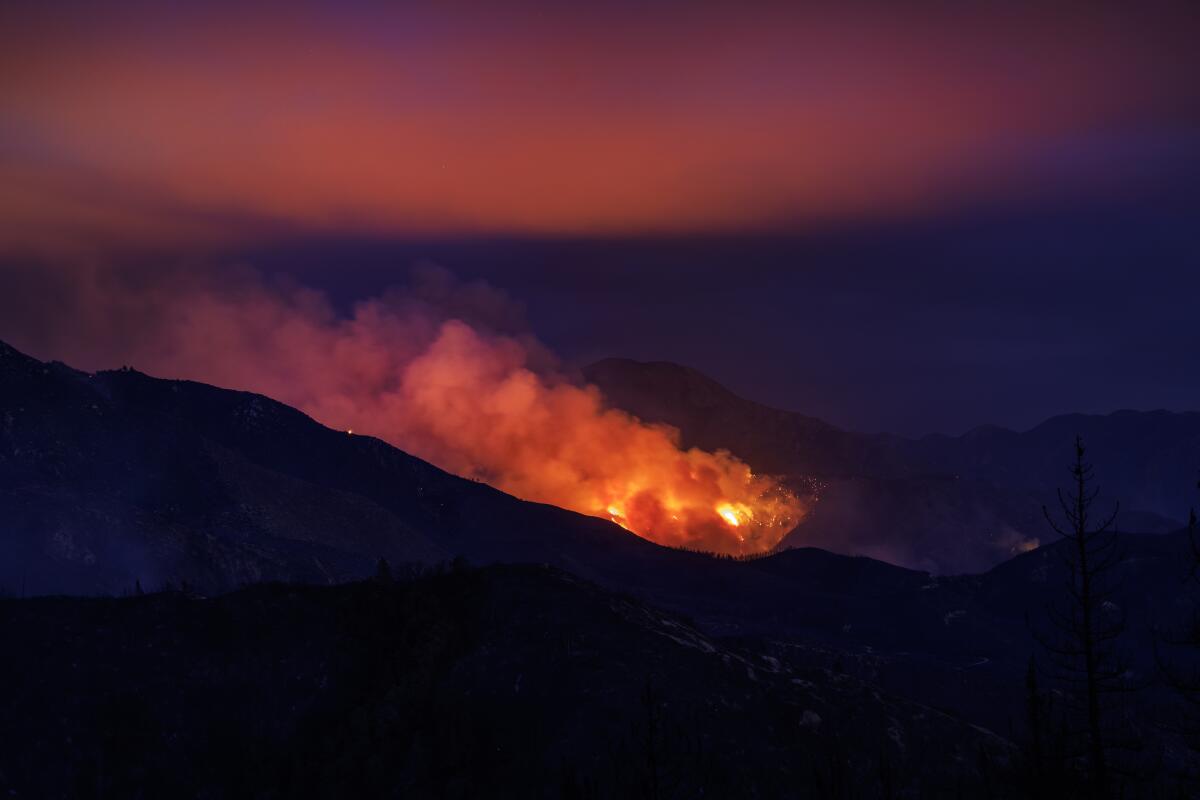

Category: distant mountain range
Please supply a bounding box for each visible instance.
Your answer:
[4,336,1196,604]
[586,358,1200,572]
[4,339,1200,794]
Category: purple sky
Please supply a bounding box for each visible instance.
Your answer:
[1,0,1198,435]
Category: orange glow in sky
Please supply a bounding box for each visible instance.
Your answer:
[1,2,1197,252]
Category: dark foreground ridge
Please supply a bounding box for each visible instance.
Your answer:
[0,564,1013,798]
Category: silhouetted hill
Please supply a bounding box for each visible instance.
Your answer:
[585,358,1198,572]
[5,545,1197,797]
[0,339,677,596]
[5,338,1196,664]
[0,338,988,642]
[913,409,1200,521]
[584,358,907,477]
[0,565,1016,799]
[744,530,1200,740]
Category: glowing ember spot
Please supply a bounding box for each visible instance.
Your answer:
[717,503,742,527]
[606,505,631,530]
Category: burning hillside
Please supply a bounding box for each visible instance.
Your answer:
[6,263,803,554]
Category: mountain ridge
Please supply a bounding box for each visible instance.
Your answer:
[585,357,1198,572]
[7,337,1200,784]
[588,356,1200,440]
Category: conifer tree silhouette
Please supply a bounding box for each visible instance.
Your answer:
[1036,436,1131,797]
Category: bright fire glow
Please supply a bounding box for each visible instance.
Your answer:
[584,464,797,553]
[18,264,806,555]
[716,503,744,528]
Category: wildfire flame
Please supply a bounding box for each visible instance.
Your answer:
[716,503,744,527]
[600,480,794,553]
[389,321,806,554]
[25,263,806,555]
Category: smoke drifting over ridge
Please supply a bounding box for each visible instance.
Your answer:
[1,262,803,554]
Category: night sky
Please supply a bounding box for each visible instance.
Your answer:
[2,0,1198,435]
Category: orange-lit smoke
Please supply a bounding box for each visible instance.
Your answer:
[399,321,801,552]
[9,263,802,554]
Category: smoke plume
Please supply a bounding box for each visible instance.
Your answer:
[1,261,803,554]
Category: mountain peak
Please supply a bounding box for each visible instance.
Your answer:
[587,357,747,408]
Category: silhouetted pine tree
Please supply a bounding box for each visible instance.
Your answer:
[1035,436,1134,797]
